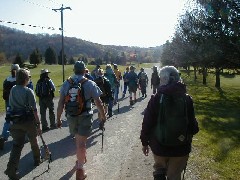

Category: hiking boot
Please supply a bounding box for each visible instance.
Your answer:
[34,159,43,167]
[76,169,87,180]
[50,125,57,129]
[4,167,19,180]
[42,127,50,132]
[153,174,166,180]
[145,94,147,98]
[0,137,5,150]
[130,100,134,105]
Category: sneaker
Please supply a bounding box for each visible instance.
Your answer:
[4,168,19,180]
[76,168,87,180]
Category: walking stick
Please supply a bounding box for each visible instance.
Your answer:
[29,106,52,171]
[117,100,120,113]
[39,133,52,171]
[101,125,105,152]
[182,162,187,180]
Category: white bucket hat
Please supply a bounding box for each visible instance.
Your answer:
[41,69,50,75]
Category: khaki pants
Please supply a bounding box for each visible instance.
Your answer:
[153,154,189,180]
[7,120,40,170]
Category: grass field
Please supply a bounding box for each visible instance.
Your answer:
[181,70,240,179]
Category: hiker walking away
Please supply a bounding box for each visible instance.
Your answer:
[105,64,117,111]
[84,68,94,81]
[151,66,160,94]
[35,69,56,132]
[0,64,20,148]
[122,66,130,98]
[24,68,34,90]
[94,68,113,118]
[125,65,138,105]
[4,68,42,180]
[140,66,199,180]
[91,64,100,80]
[56,61,106,180]
[138,67,148,98]
[113,64,122,104]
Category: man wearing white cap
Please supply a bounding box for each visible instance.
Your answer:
[0,64,20,149]
[35,69,56,132]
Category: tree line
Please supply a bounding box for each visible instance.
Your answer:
[161,0,240,88]
[0,26,162,66]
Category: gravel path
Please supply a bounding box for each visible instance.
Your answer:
[0,67,199,179]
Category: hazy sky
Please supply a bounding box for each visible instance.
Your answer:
[0,0,187,47]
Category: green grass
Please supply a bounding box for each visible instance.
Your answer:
[181,72,240,179]
[0,63,154,112]
[0,64,239,178]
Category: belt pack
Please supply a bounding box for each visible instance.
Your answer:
[10,112,34,124]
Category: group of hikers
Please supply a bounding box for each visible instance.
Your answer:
[0,61,199,180]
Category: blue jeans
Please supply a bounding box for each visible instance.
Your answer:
[1,101,10,140]
[108,100,113,116]
[123,83,128,95]
[114,86,119,102]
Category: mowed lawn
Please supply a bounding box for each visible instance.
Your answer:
[0,63,152,112]
[181,70,240,180]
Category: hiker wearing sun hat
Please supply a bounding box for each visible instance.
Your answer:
[35,69,56,132]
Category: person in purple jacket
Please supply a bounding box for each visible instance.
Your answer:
[140,66,199,180]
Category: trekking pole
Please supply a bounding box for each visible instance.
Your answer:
[101,126,105,152]
[29,106,52,166]
[117,100,120,113]
[39,133,52,171]
[182,162,187,180]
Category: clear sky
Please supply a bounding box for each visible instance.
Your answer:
[0,0,187,48]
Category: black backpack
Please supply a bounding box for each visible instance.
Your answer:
[35,79,52,97]
[154,94,191,146]
[151,72,160,86]
[95,77,112,98]
[3,80,16,100]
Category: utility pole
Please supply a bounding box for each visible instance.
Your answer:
[52,4,72,82]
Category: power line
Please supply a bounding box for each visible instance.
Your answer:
[0,19,61,31]
[22,0,61,10]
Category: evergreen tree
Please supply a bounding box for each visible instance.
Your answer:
[68,56,75,64]
[58,49,67,65]
[0,52,6,64]
[44,46,57,64]
[14,53,24,67]
[29,48,42,65]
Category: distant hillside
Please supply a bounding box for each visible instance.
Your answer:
[0,25,163,62]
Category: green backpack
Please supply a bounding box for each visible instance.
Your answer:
[154,94,191,146]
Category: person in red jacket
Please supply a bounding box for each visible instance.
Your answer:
[140,66,199,180]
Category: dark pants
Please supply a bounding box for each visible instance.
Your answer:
[39,96,55,128]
